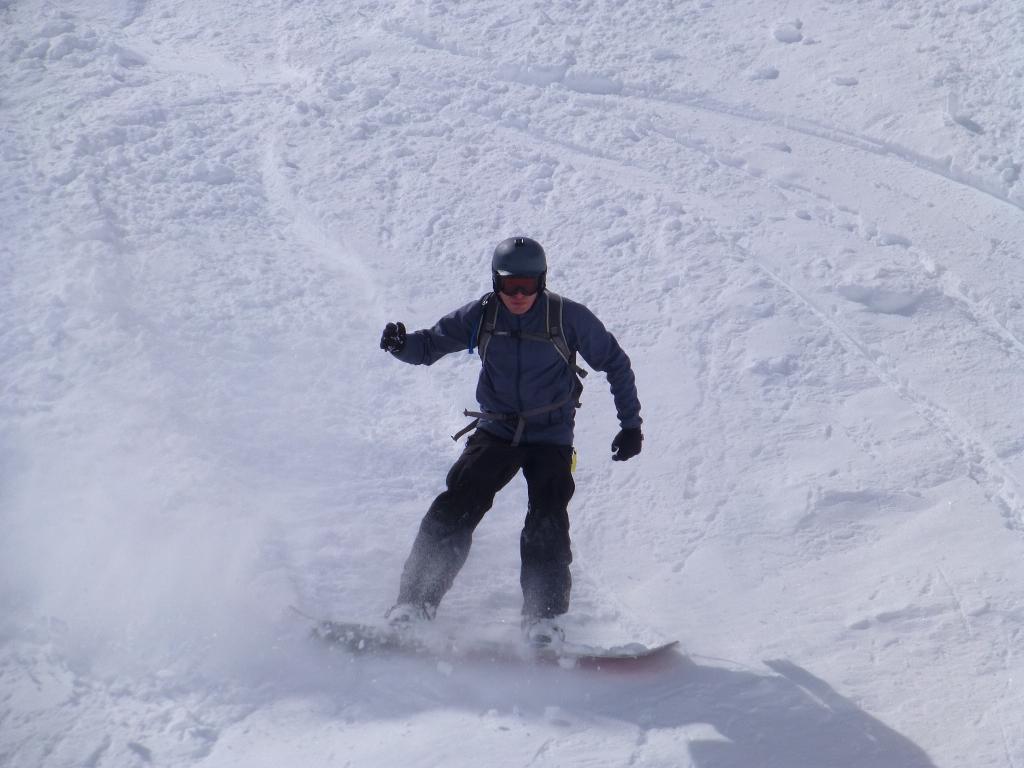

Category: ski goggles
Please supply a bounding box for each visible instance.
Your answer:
[497,274,541,296]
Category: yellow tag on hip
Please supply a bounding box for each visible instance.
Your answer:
[571,448,578,473]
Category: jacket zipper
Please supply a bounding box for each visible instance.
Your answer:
[514,312,523,415]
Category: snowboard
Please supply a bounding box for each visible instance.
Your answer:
[299,611,679,669]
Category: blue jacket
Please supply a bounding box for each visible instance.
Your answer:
[393,291,642,445]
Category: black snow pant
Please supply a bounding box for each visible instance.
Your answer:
[397,429,575,619]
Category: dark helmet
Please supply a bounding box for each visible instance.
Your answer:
[491,236,547,291]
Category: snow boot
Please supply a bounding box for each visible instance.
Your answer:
[522,616,565,649]
[386,602,436,627]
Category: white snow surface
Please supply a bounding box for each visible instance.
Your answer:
[3,0,1024,765]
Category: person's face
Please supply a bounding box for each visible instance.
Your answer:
[500,291,537,315]
[497,275,541,315]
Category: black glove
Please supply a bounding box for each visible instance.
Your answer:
[380,322,406,354]
[611,427,643,462]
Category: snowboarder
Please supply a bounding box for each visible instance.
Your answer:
[379,236,643,645]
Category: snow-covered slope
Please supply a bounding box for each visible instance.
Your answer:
[3,1,1023,766]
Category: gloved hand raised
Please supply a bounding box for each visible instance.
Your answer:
[611,427,643,461]
[380,322,407,354]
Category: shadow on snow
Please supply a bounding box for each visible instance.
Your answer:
[290,648,936,768]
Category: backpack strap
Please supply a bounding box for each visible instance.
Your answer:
[471,292,500,363]
[477,291,586,374]
[454,291,587,444]
[545,292,589,382]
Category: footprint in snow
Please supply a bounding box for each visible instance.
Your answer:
[750,66,780,81]
[773,22,803,44]
[837,284,927,316]
[877,232,911,248]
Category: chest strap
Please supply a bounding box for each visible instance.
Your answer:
[454,292,586,447]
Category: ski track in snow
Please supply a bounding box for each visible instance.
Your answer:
[744,250,1024,531]
[5,1,1024,766]
[260,133,382,309]
[371,8,1024,215]
[622,86,1024,214]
